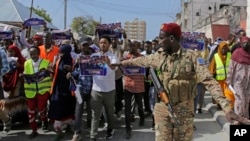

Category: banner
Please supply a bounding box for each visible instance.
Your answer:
[23,69,51,84]
[0,31,12,39]
[52,30,72,40]
[181,32,205,50]
[122,66,145,75]
[96,22,122,38]
[79,55,107,76]
[23,18,46,27]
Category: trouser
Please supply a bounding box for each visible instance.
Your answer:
[154,100,194,141]
[0,82,8,122]
[90,90,115,138]
[124,90,144,131]
[144,81,151,112]
[26,92,50,132]
[74,89,91,133]
[115,77,124,114]
[194,83,205,112]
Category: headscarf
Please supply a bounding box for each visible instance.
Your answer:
[3,45,26,92]
[208,41,229,75]
[59,44,73,66]
[217,41,229,64]
[232,47,250,65]
[7,45,26,71]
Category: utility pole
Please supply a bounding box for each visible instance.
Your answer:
[191,0,193,32]
[27,0,34,38]
[64,0,67,29]
[29,0,34,18]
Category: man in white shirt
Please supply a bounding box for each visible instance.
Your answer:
[90,35,119,141]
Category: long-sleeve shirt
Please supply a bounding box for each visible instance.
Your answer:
[121,48,232,113]
[0,48,10,82]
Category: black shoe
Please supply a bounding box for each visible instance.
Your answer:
[125,130,131,140]
[139,119,144,126]
[42,121,49,130]
[3,117,12,133]
[130,115,135,122]
[197,109,202,114]
[90,138,97,141]
[193,125,197,130]
[85,120,91,129]
[105,129,114,140]
[29,131,38,139]
[65,125,73,135]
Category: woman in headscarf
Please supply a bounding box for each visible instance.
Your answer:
[226,36,250,124]
[209,41,234,108]
[48,44,76,141]
[0,45,27,131]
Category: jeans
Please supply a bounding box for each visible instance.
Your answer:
[194,83,205,112]
[74,85,91,133]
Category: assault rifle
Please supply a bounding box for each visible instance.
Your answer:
[149,68,179,125]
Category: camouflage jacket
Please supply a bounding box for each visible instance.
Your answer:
[121,48,231,113]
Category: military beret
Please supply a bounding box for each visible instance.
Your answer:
[160,23,181,38]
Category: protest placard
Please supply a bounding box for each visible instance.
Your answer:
[181,32,205,50]
[122,66,145,75]
[96,22,122,38]
[0,31,12,40]
[23,18,46,27]
[79,55,107,76]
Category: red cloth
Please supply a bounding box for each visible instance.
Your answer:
[33,35,43,41]
[3,45,26,91]
[160,23,182,38]
[232,47,250,65]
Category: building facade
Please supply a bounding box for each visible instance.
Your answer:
[124,18,146,41]
[176,0,246,41]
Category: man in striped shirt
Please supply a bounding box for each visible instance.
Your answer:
[123,40,145,139]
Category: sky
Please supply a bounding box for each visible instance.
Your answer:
[17,0,181,40]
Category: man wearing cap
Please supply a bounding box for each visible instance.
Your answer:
[113,22,250,141]
[71,37,94,141]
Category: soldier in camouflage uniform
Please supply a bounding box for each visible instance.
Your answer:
[114,23,250,141]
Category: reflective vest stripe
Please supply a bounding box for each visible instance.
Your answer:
[24,59,52,98]
[214,53,231,80]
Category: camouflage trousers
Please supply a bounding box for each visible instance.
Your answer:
[154,100,194,141]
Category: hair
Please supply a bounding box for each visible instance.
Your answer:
[152,39,158,44]
[29,46,40,55]
[144,40,152,45]
[100,35,111,44]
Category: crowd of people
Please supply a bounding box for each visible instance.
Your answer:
[0,21,250,141]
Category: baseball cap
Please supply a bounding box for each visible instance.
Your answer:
[79,37,89,45]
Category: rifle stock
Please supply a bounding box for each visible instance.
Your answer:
[149,68,179,125]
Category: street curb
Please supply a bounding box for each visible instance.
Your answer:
[203,94,230,135]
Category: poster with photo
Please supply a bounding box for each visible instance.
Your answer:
[0,31,12,39]
[79,55,107,76]
[96,22,122,38]
[181,32,205,50]
[122,66,145,75]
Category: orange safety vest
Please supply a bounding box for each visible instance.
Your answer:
[39,45,59,63]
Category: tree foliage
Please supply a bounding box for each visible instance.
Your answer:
[70,16,99,35]
[31,6,52,23]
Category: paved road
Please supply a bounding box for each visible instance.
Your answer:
[0,94,229,141]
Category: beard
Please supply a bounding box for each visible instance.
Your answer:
[163,44,173,55]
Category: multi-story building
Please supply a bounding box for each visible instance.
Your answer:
[124,18,146,41]
[176,0,246,40]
